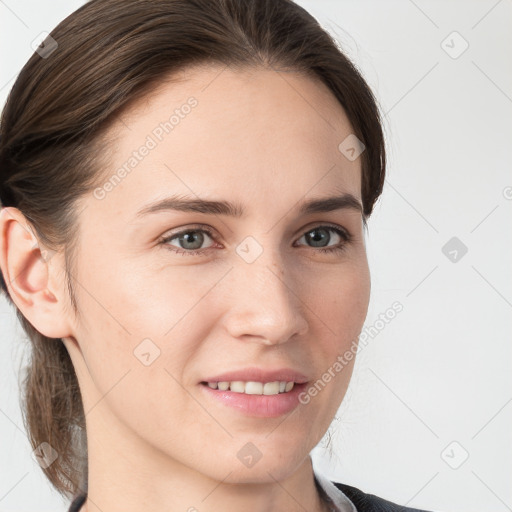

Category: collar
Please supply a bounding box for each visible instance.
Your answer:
[313,467,358,512]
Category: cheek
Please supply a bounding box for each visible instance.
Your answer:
[72,259,222,400]
[301,264,369,415]
[75,257,197,344]
[302,260,370,407]
[307,258,371,340]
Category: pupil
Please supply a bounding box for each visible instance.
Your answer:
[308,228,328,247]
[181,231,203,250]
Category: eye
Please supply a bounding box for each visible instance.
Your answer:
[159,225,216,256]
[295,224,351,254]
[159,224,352,256]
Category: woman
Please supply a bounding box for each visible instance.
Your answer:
[0,1,435,511]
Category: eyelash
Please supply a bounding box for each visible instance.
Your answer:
[159,224,352,257]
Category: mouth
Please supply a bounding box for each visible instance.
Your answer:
[200,380,300,395]
[199,381,309,417]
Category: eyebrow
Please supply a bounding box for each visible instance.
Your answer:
[135,192,363,218]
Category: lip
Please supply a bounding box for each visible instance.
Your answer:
[200,367,309,385]
[199,381,308,417]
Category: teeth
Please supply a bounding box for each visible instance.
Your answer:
[206,380,295,395]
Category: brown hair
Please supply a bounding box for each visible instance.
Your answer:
[0,0,386,500]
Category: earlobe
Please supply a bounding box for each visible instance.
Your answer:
[0,207,72,339]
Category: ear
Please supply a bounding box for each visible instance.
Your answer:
[0,207,73,339]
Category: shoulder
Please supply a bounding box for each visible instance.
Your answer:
[332,481,435,512]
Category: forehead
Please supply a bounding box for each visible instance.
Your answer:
[92,64,362,220]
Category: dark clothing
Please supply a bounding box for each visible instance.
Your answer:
[332,481,434,511]
[68,492,86,512]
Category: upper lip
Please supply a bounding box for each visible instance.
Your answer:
[201,367,309,384]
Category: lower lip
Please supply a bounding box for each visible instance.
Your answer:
[199,382,308,418]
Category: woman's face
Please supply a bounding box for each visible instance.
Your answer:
[64,64,371,483]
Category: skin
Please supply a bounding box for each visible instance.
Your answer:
[0,63,371,512]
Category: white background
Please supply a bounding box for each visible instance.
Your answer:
[1,1,511,511]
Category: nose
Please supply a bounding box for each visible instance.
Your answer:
[221,252,309,346]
